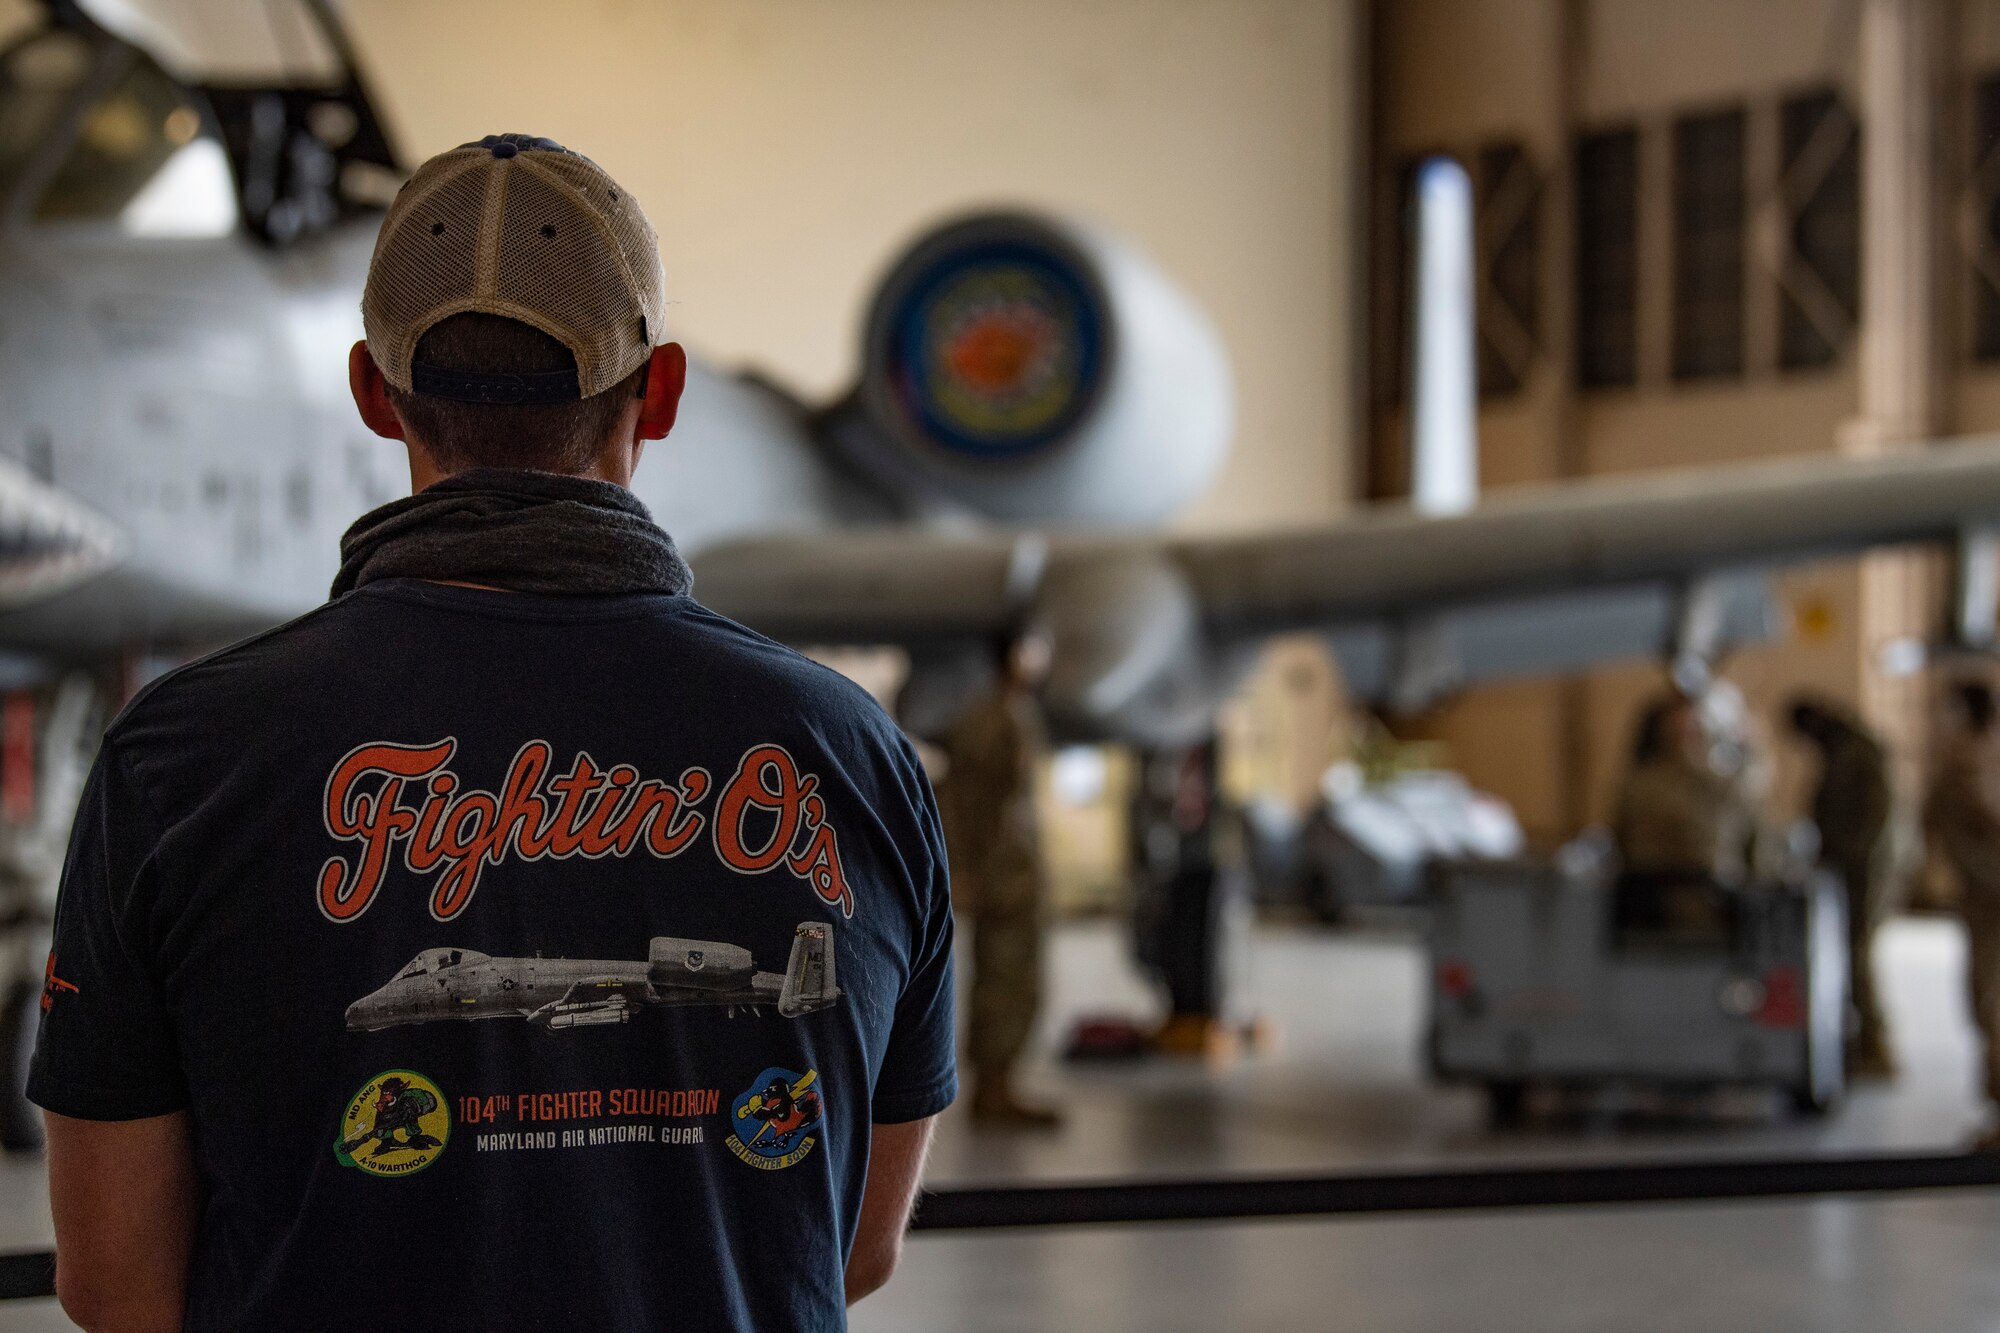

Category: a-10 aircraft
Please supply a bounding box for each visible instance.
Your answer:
[1,0,1999,750]
[5,0,2000,1137]
[344,922,840,1033]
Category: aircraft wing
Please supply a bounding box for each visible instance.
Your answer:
[1168,440,2000,633]
[691,531,1029,646]
[692,437,2000,736]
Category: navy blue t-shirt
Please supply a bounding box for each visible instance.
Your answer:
[28,580,957,1330]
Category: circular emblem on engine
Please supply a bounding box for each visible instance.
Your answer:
[335,1069,451,1177]
[887,239,1106,458]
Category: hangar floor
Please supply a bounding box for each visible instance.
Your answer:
[923,913,1986,1186]
[1,916,1996,1329]
[850,914,2000,1332]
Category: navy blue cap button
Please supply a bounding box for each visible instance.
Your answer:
[459,132,570,158]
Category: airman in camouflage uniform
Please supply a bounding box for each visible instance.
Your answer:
[1612,694,1757,934]
[1790,695,1896,1079]
[939,632,1060,1129]
[1924,680,2000,1141]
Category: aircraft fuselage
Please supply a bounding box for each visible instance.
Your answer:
[344,954,787,1032]
[346,924,839,1032]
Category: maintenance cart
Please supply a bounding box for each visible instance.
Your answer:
[1426,855,1847,1122]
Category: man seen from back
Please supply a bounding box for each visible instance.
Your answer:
[29,133,955,1331]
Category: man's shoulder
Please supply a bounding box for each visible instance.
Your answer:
[1829,727,1886,768]
[107,597,364,743]
[946,688,1012,746]
[1630,758,1722,805]
[108,592,907,759]
[670,600,905,739]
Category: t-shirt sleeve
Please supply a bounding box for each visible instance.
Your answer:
[871,741,958,1124]
[26,741,188,1121]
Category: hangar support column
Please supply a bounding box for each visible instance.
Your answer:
[1553,0,1592,836]
[1851,0,1943,452]
[1846,0,1946,798]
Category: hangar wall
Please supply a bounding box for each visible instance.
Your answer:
[1372,0,2000,845]
[342,0,1365,535]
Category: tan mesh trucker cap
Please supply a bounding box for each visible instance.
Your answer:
[362,133,666,404]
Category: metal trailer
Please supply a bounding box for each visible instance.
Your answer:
[1426,857,1848,1123]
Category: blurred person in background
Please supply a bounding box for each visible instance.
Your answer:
[1924,679,2000,1147]
[940,629,1062,1129]
[1699,677,1777,819]
[1142,739,1253,1056]
[1612,693,1757,934]
[1789,694,1897,1079]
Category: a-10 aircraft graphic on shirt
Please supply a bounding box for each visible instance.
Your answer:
[344,922,839,1033]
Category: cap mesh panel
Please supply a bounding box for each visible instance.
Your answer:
[361,140,666,397]
[363,150,502,389]
[493,161,642,395]
[536,153,667,364]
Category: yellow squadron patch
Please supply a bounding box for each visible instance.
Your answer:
[335,1069,450,1177]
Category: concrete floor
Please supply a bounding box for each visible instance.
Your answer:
[855,1193,2000,1333]
[925,912,1989,1188]
[867,913,2000,1332]
[4,916,1998,1330]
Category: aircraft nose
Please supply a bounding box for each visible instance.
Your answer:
[0,266,128,601]
[345,990,387,1031]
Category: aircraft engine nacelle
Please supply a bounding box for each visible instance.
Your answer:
[897,551,1260,747]
[824,212,1234,525]
[1032,551,1255,747]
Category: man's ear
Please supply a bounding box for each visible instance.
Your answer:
[348,342,407,441]
[636,342,688,442]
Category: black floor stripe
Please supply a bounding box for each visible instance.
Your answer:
[907,1150,2000,1230]
[7,1151,2000,1300]
[0,1248,52,1302]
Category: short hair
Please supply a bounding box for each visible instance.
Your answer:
[988,632,1017,675]
[1630,696,1679,764]
[385,313,648,473]
[1956,680,1998,734]
[1787,695,1833,736]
